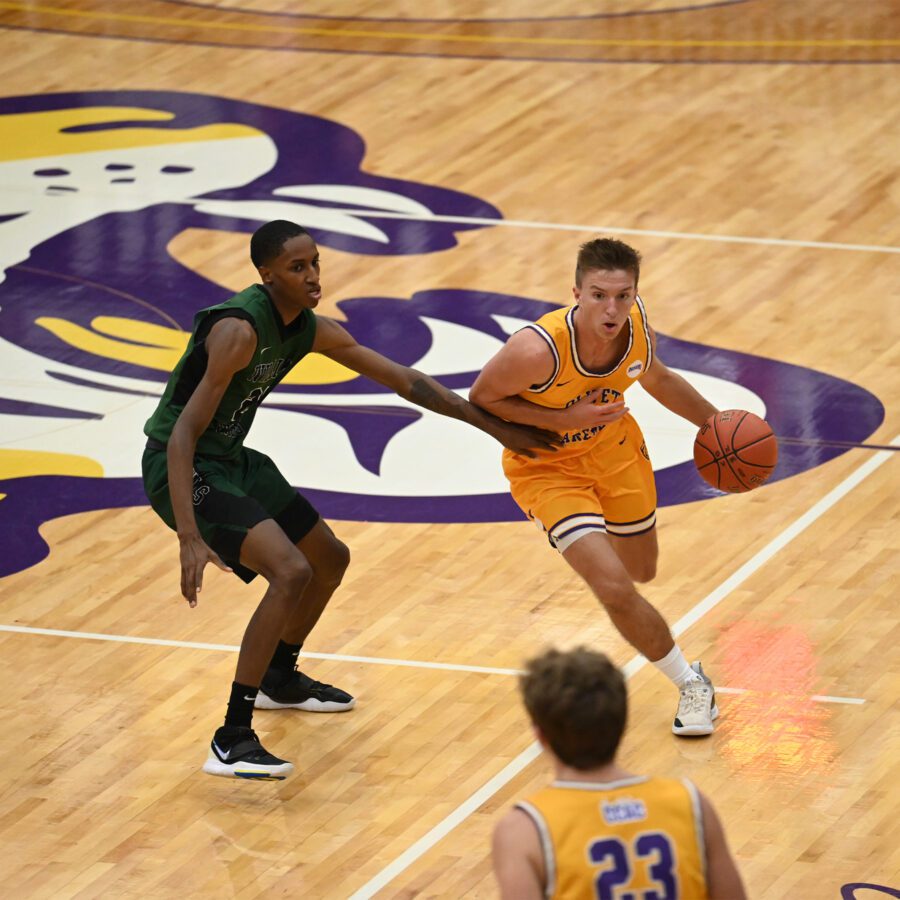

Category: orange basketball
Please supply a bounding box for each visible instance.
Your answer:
[693,410,778,493]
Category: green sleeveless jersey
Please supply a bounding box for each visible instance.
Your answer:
[144,285,317,458]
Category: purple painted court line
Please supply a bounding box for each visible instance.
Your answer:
[0,24,894,66]
[157,0,753,25]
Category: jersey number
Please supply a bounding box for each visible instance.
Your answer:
[589,832,677,900]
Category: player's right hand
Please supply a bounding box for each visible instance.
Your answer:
[494,419,563,458]
[178,533,233,607]
[563,394,628,429]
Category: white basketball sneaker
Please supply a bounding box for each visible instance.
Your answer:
[672,662,719,736]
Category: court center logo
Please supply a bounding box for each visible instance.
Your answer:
[0,91,884,578]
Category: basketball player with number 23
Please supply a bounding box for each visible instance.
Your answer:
[470,238,777,736]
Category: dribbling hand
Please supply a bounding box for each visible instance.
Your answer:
[178,533,233,607]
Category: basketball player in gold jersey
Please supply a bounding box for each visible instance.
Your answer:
[492,647,746,899]
[470,238,719,735]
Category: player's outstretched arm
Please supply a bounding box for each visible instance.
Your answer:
[470,328,628,430]
[492,809,546,900]
[640,327,718,427]
[699,790,747,900]
[167,318,254,605]
[312,317,560,457]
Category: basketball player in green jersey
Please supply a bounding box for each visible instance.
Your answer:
[142,219,560,780]
[470,238,721,736]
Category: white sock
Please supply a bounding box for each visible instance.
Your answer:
[652,644,700,688]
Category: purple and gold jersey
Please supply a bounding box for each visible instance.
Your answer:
[518,775,707,900]
[505,297,652,463]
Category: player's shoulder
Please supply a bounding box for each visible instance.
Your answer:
[506,320,560,359]
[638,776,705,819]
[204,315,258,370]
[533,303,571,329]
[494,804,542,847]
[311,314,356,351]
[207,313,256,343]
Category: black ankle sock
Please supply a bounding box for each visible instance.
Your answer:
[224,681,258,729]
[269,640,302,673]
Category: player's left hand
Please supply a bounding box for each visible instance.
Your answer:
[178,532,232,607]
[487,418,561,458]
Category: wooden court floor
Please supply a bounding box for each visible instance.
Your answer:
[0,1,898,898]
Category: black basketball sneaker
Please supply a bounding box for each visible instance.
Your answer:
[255,668,356,712]
[202,726,294,780]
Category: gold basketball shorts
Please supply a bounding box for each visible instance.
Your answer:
[502,416,657,552]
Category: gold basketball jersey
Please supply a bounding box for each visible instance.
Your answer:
[511,297,653,459]
[517,775,707,900]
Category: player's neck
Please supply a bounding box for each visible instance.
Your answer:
[262,283,306,326]
[572,309,629,370]
[553,760,634,784]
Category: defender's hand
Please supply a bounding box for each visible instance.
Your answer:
[563,394,628,430]
[178,533,232,607]
[488,419,562,459]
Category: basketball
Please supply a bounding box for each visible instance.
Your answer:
[693,410,778,493]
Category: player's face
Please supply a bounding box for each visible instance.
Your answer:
[259,234,322,309]
[573,268,636,341]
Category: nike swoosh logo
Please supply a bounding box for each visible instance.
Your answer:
[243,695,257,701]
[557,379,573,387]
[618,436,627,445]
[212,740,229,761]
[260,346,271,355]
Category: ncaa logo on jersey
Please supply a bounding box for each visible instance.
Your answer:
[0,90,885,580]
[627,360,644,378]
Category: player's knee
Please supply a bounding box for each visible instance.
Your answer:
[272,555,313,598]
[596,577,638,613]
[319,538,350,586]
[629,558,657,583]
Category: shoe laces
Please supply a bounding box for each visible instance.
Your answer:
[678,681,711,716]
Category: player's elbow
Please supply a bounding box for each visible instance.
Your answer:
[468,384,487,409]
[468,378,496,411]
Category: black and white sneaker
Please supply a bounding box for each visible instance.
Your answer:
[202,726,294,780]
[255,668,356,712]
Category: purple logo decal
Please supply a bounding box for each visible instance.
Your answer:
[841,885,900,899]
[0,91,885,579]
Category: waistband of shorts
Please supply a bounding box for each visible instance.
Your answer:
[144,437,237,462]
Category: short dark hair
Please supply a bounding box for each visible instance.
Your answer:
[521,647,627,770]
[250,220,310,268]
[575,238,641,288]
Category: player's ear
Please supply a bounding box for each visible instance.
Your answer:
[257,263,273,285]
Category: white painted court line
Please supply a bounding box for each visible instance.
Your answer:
[0,626,240,653]
[323,208,900,255]
[714,686,866,706]
[0,624,866,704]
[0,625,521,675]
[346,436,898,900]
